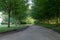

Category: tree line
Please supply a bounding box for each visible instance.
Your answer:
[31,0,60,25]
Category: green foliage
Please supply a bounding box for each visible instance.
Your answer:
[0,0,11,12]
[34,20,40,25]
[11,0,28,22]
[40,23,60,33]
[0,0,28,27]
[31,0,60,24]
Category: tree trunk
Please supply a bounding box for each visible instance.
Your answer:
[56,8,58,25]
[8,11,10,27]
[15,18,17,26]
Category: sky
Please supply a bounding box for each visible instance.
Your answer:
[28,0,33,9]
[0,12,3,24]
[0,12,2,15]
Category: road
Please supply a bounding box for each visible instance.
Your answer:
[0,25,60,40]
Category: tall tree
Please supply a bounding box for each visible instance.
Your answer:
[0,0,12,27]
[0,0,27,27]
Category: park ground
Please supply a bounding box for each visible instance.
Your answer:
[0,25,60,40]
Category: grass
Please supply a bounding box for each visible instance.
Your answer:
[40,23,60,33]
[0,24,28,33]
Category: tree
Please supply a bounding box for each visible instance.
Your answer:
[0,0,27,27]
[11,0,28,25]
[31,0,60,24]
[0,0,12,27]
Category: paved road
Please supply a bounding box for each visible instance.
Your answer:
[0,25,60,40]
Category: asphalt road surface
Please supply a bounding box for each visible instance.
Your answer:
[0,25,60,40]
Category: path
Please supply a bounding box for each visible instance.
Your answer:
[0,25,60,40]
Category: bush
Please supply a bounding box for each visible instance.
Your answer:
[1,22,8,25]
[20,21,27,24]
[56,23,60,27]
[34,20,40,25]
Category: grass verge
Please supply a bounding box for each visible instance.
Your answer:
[0,24,29,33]
[40,24,60,33]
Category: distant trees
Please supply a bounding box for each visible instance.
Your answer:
[31,0,60,24]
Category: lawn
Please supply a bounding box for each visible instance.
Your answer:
[0,24,28,33]
[40,24,60,33]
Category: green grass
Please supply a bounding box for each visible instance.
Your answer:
[0,24,28,33]
[40,24,60,33]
